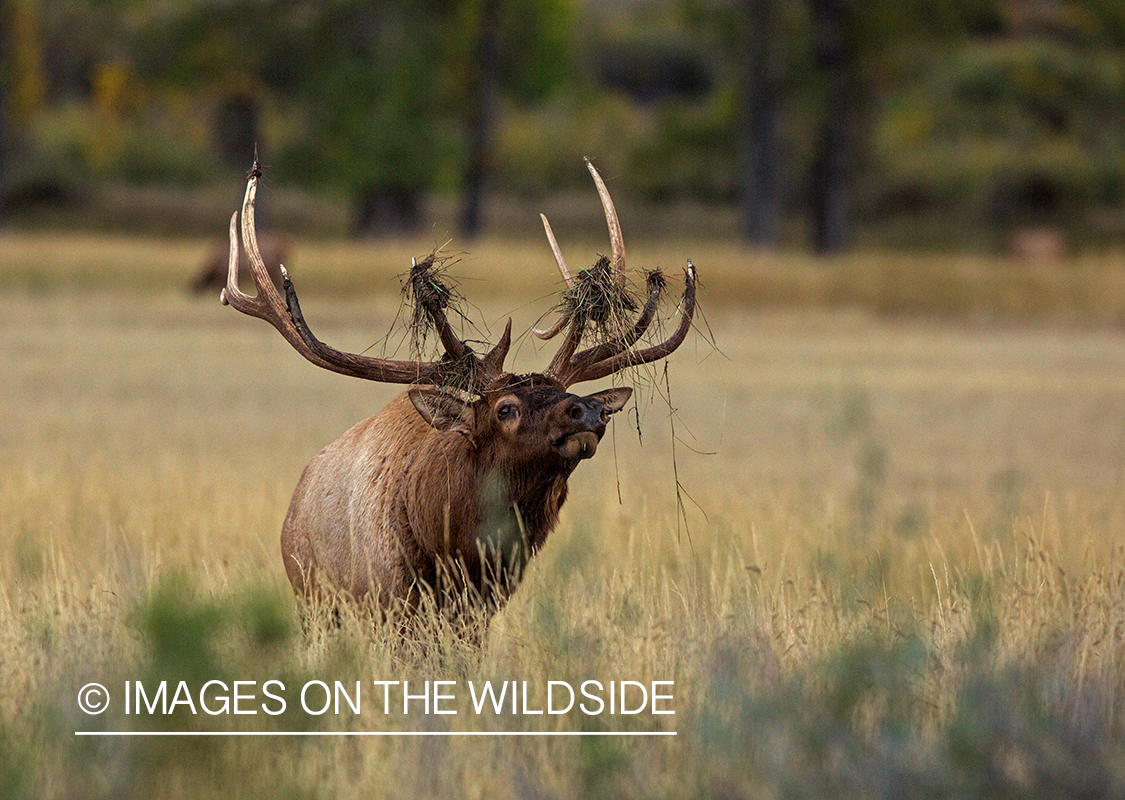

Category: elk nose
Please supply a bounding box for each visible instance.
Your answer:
[564,397,606,430]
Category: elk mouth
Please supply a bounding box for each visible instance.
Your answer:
[554,431,600,461]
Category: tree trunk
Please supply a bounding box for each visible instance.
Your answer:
[355,184,422,238]
[458,0,502,240]
[215,92,260,170]
[810,93,851,254]
[740,0,783,246]
[0,0,11,226]
[809,0,853,255]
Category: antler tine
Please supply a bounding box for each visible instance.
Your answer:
[221,167,328,361]
[532,214,575,340]
[541,160,640,382]
[558,261,697,387]
[546,310,587,378]
[223,162,482,387]
[220,212,239,306]
[532,309,572,340]
[540,214,575,289]
[409,257,471,362]
[584,157,625,282]
[479,318,512,378]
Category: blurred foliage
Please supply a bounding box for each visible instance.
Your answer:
[6,0,44,123]
[2,0,1125,244]
[29,99,219,185]
[628,87,739,201]
[276,3,445,195]
[700,625,1125,799]
[878,38,1125,220]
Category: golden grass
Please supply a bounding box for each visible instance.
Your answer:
[5,229,1125,323]
[3,239,1125,797]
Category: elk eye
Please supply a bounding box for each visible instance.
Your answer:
[497,403,519,421]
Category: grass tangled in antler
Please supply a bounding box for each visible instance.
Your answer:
[405,253,456,336]
[400,252,480,392]
[559,255,640,344]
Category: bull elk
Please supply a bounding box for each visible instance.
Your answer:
[222,159,697,626]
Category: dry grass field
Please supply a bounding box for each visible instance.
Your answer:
[3,230,1125,798]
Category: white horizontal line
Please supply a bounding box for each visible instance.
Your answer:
[75,730,676,737]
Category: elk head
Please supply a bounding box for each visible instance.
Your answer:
[409,380,634,467]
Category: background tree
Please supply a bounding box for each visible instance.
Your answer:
[0,0,12,225]
[739,0,792,246]
[802,0,978,253]
[5,0,1125,252]
[457,0,501,239]
[453,0,574,238]
[0,0,50,221]
[131,0,299,171]
[273,1,447,236]
[807,0,851,254]
[877,1,1125,242]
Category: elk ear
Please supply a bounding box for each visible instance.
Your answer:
[587,387,633,414]
[408,387,475,436]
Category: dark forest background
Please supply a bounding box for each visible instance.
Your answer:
[1,0,1124,253]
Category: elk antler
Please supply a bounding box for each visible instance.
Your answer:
[548,262,696,387]
[585,157,626,282]
[538,161,697,388]
[559,268,666,374]
[222,160,510,390]
[561,262,696,385]
[533,158,628,341]
[531,214,575,339]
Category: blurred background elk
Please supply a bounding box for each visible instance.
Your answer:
[191,230,288,295]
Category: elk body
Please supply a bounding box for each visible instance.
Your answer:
[222,159,696,623]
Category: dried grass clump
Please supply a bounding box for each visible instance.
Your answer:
[402,253,459,345]
[559,255,640,344]
[437,355,482,394]
[398,252,480,391]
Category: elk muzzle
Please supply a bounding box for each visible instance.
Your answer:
[553,396,610,461]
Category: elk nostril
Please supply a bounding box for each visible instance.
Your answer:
[568,405,584,421]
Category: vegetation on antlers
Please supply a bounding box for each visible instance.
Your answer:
[400,253,481,392]
[407,254,456,329]
[557,255,639,344]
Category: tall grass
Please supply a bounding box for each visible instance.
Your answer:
[3,259,1125,796]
